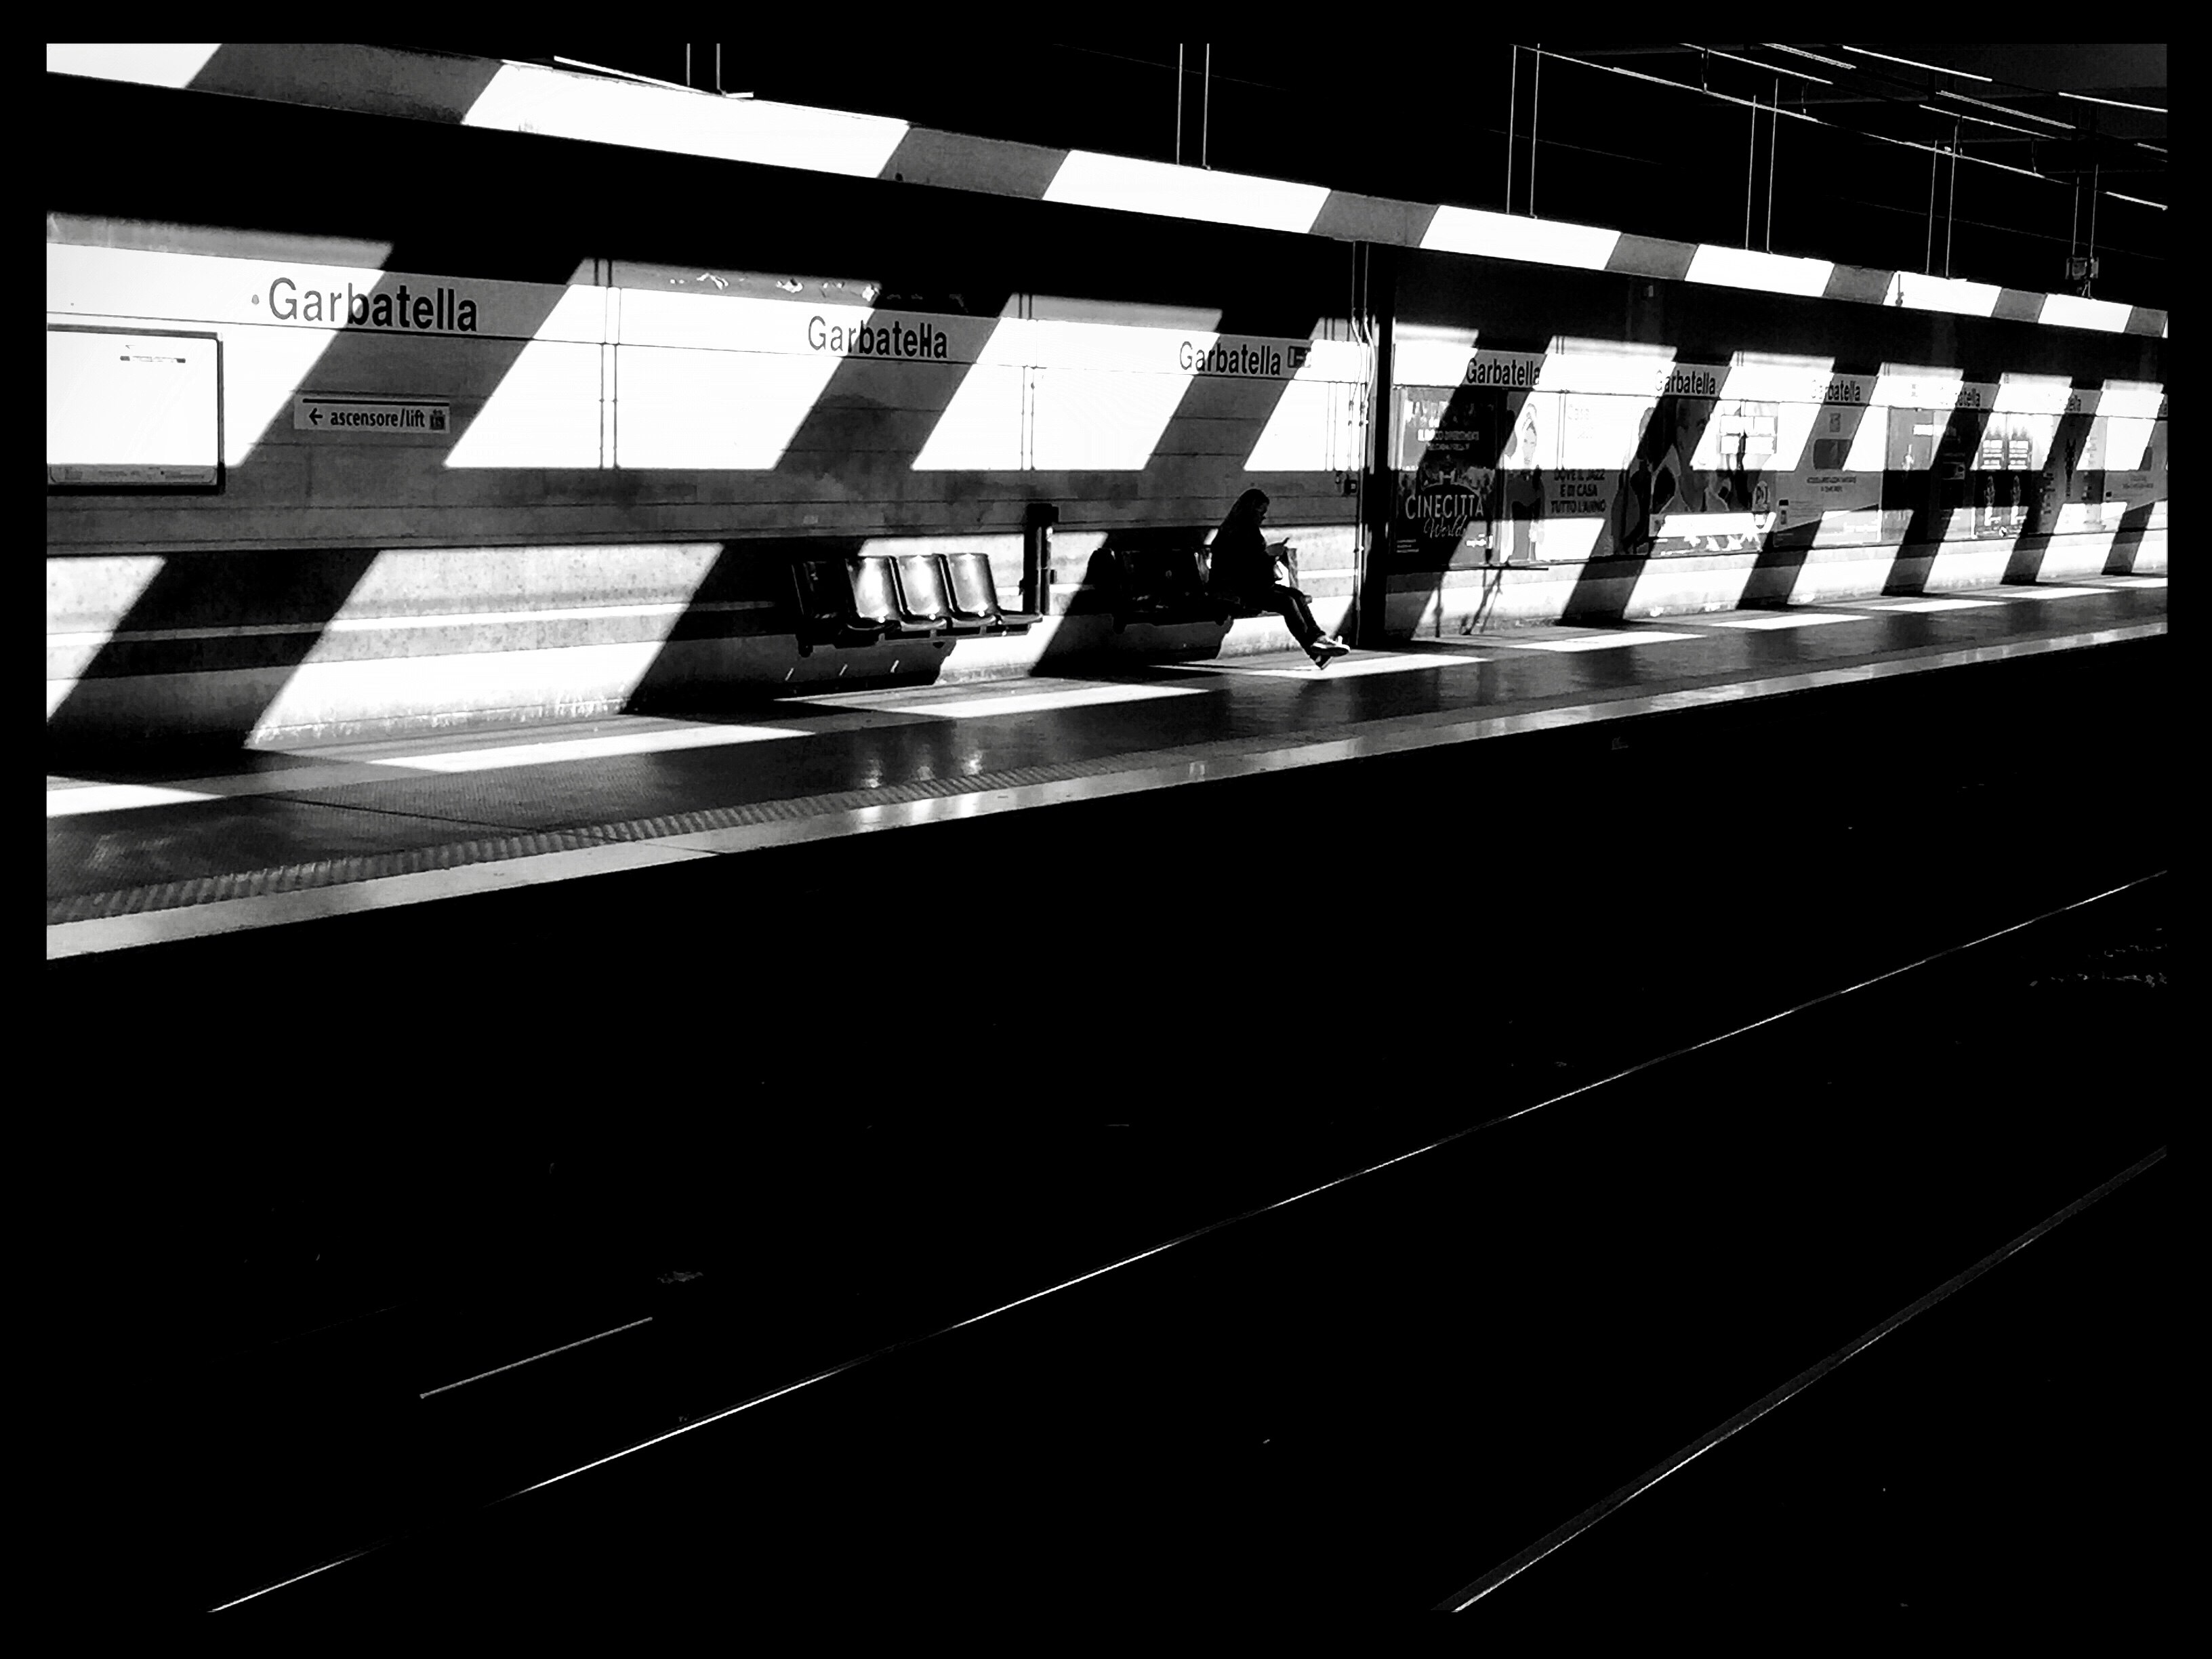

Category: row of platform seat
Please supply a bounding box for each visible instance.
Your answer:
[791,541,1305,653]
[792,552,1042,653]
[1101,542,1299,632]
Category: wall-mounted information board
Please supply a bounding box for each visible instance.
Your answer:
[47,325,222,489]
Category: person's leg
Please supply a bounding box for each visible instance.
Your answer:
[1261,585,1323,649]
[1276,586,1348,660]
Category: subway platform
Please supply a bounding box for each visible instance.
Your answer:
[63,574,2167,1618]
[49,575,2167,960]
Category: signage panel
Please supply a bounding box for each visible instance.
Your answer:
[293,395,451,434]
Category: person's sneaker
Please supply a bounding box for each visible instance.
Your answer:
[1314,636,1350,657]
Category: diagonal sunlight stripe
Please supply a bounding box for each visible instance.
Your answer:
[1509,632,1707,652]
[369,724,810,771]
[1439,1137,2169,1611]
[1841,364,1965,472]
[1421,207,1620,269]
[1042,151,1329,234]
[443,289,610,468]
[614,290,872,470]
[1841,596,2001,611]
[208,869,2167,1613]
[1160,651,1490,680]
[45,719,804,815]
[912,318,1024,470]
[45,783,217,819]
[45,43,219,85]
[45,244,367,470]
[1890,272,2003,319]
[1700,612,1866,630]
[1248,339,1371,472]
[462,62,910,178]
[47,45,2158,333]
[45,552,164,718]
[1683,245,1833,298]
[874,682,1206,718]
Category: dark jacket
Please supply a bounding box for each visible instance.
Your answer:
[1208,514,1276,599]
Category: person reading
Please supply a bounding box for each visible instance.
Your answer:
[1206,489,1349,668]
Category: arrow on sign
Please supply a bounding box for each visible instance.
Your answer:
[311,407,323,425]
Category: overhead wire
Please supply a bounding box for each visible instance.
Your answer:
[1540,45,2158,204]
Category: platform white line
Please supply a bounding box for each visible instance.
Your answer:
[44,724,813,815]
[45,782,218,818]
[369,724,807,773]
[1700,613,1867,630]
[419,1316,655,1399]
[874,682,1206,718]
[1838,596,2003,612]
[1164,652,1490,680]
[1502,630,1710,652]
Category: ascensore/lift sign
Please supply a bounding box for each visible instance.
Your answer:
[293,394,451,434]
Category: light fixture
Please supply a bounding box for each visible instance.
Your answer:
[2058,90,2167,115]
[1936,88,2074,131]
[1761,44,1857,71]
[1681,42,1831,84]
[1842,45,1993,81]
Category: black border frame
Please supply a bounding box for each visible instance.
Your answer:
[46,323,226,494]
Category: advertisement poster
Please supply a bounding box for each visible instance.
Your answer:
[1389,377,1552,569]
[2102,418,2167,518]
[1393,384,1501,567]
[1384,361,2165,563]
[1591,388,1774,558]
[1778,397,1881,547]
[1390,361,1793,564]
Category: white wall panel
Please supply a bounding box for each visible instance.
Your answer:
[615,346,846,470]
[1029,369,1190,472]
[446,340,604,470]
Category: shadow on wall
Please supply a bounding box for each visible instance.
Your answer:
[46,547,384,769]
[1399,375,2144,631]
[48,69,1376,752]
[621,537,879,716]
[49,294,1341,756]
[621,519,1261,726]
[46,262,581,766]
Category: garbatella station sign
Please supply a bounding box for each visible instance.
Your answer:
[49,245,1365,380]
[262,275,478,332]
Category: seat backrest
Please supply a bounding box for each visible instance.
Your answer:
[891,553,954,623]
[944,552,1002,618]
[1126,544,1187,594]
[847,558,903,627]
[792,558,850,626]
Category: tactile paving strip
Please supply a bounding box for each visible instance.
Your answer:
[45,751,1221,924]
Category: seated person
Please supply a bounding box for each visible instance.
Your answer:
[1206,489,1349,668]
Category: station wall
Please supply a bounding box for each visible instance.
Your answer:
[44,68,2165,749]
